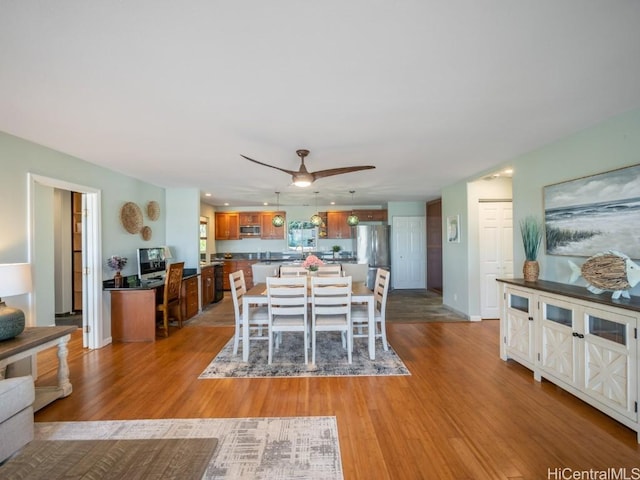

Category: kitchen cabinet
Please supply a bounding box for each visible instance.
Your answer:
[239,212,261,225]
[261,212,286,239]
[222,259,256,290]
[181,275,199,321]
[353,209,387,222]
[326,211,352,239]
[498,278,640,441]
[215,212,239,240]
[201,266,214,307]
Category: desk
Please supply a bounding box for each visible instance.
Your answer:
[241,281,375,362]
[0,326,76,411]
[107,275,199,342]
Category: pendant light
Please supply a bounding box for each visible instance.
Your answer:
[310,191,322,226]
[272,192,285,227]
[346,190,359,226]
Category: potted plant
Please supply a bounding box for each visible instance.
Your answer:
[331,245,342,260]
[519,216,543,282]
[107,255,128,287]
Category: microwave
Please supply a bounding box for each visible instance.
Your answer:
[240,225,261,236]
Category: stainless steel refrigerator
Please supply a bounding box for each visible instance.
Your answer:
[352,225,391,289]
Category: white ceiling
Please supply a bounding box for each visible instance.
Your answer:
[1,1,640,207]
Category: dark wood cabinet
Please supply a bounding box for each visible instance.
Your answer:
[426,199,442,294]
[353,209,387,222]
[181,275,199,320]
[326,211,352,239]
[222,259,256,290]
[201,266,214,307]
[260,212,286,239]
[215,212,239,240]
[239,212,261,225]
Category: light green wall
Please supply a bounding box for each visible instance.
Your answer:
[0,131,168,329]
[512,109,640,295]
[442,108,640,318]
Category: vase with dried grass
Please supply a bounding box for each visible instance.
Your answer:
[520,216,543,282]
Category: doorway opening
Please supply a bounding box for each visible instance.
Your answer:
[28,174,103,349]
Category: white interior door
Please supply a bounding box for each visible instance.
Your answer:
[392,216,426,289]
[479,201,513,318]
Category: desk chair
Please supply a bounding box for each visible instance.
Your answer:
[156,262,184,337]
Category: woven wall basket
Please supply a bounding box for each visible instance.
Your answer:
[147,201,160,221]
[141,225,152,241]
[120,202,143,234]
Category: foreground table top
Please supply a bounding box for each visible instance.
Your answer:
[0,326,77,361]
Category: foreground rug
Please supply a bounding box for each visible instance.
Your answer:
[199,332,410,378]
[35,416,342,480]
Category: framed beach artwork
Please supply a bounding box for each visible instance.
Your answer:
[447,215,460,243]
[543,163,640,258]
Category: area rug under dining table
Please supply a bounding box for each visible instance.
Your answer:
[199,332,410,378]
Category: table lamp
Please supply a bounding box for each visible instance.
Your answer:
[0,263,32,341]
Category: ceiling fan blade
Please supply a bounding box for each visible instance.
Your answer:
[312,165,376,180]
[240,155,297,175]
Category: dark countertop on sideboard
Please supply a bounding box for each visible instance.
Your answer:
[497,278,640,313]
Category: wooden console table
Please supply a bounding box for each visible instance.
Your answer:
[0,326,76,411]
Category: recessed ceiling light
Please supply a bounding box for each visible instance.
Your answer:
[205,193,212,197]
[330,201,335,205]
[263,202,268,206]
[224,202,229,206]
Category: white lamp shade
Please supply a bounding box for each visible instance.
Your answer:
[0,263,32,298]
[162,246,173,260]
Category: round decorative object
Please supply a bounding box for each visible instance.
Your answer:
[120,202,143,234]
[0,304,26,341]
[141,225,152,241]
[310,214,322,226]
[346,213,360,226]
[147,201,160,221]
[272,214,285,227]
[523,260,539,282]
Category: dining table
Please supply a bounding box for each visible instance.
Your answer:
[241,280,376,362]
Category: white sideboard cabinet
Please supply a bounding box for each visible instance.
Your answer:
[498,278,640,442]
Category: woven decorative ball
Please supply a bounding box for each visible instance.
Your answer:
[147,201,160,221]
[120,202,143,234]
[141,225,152,241]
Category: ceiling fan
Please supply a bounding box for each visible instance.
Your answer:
[240,149,375,187]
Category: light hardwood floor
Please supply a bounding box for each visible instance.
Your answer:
[35,320,640,479]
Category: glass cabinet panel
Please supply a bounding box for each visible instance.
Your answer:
[588,315,626,346]
[509,293,529,313]
[544,304,573,328]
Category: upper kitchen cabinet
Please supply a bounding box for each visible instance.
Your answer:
[353,209,387,222]
[326,211,352,239]
[261,211,286,239]
[215,212,239,240]
[239,212,261,226]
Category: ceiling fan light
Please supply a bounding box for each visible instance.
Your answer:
[346,214,359,226]
[293,178,312,187]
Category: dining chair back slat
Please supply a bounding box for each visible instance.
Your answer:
[351,268,390,351]
[279,265,308,277]
[316,264,342,277]
[311,276,352,364]
[266,276,309,364]
[230,270,268,356]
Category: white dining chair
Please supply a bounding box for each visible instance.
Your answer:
[316,264,342,277]
[351,268,390,351]
[266,276,309,364]
[251,263,279,284]
[311,276,352,364]
[229,270,269,356]
[279,265,308,277]
[341,263,368,283]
